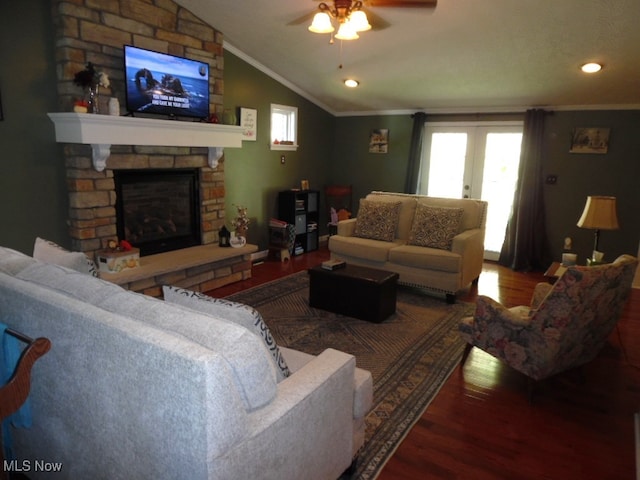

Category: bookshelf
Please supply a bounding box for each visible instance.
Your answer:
[277,190,319,256]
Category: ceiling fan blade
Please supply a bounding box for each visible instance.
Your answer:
[288,11,316,26]
[367,0,437,7]
[366,11,391,31]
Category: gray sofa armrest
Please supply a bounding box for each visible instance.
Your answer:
[216,348,357,480]
[280,346,373,419]
[337,218,358,237]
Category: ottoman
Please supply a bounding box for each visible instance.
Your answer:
[308,264,399,323]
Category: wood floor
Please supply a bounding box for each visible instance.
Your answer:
[208,246,640,480]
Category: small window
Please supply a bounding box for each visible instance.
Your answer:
[270,104,298,151]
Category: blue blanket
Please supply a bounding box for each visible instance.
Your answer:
[1,324,32,461]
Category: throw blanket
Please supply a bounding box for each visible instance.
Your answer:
[1,324,33,461]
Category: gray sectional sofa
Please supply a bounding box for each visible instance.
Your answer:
[328,191,488,302]
[0,245,372,480]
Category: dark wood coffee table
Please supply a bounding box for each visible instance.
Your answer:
[308,264,399,323]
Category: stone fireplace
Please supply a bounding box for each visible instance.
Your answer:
[52,0,228,259]
[50,0,255,296]
[52,130,255,297]
[64,145,224,260]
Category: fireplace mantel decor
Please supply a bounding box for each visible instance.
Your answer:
[48,113,244,171]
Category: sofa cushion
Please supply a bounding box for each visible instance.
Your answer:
[418,197,485,231]
[389,244,462,273]
[33,237,98,277]
[354,199,401,242]
[408,204,464,250]
[329,234,403,263]
[163,285,291,382]
[15,261,277,411]
[366,193,418,240]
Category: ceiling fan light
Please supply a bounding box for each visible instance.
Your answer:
[349,10,371,32]
[581,62,602,73]
[335,21,359,40]
[309,12,334,33]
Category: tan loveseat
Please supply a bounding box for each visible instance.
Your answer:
[328,191,488,302]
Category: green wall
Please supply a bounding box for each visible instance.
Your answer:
[332,115,413,203]
[542,110,640,262]
[223,52,335,248]
[0,0,67,254]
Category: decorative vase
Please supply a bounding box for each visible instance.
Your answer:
[87,85,100,114]
[108,97,120,116]
[230,231,247,248]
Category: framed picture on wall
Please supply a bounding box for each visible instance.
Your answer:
[369,129,388,153]
[570,127,610,154]
[240,107,257,141]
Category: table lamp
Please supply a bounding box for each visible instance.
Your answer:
[576,195,619,262]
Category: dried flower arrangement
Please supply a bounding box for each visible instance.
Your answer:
[231,205,250,235]
[73,62,110,113]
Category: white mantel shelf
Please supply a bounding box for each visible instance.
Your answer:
[48,112,244,171]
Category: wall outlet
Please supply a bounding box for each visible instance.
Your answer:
[280,155,286,164]
[546,174,558,185]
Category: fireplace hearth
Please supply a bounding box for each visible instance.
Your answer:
[114,169,201,256]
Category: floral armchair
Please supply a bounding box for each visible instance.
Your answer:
[459,254,638,382]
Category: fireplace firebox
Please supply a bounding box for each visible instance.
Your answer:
[114,169,201,256]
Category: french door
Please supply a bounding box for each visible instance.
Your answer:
[417,122,523,260]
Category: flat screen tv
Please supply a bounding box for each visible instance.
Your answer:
[123,45,209,120]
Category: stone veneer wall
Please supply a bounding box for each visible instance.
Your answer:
[52,0,226,260]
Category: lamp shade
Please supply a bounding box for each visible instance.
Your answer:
[309,12,334,33]
[349,10,371,32]
[335,21,359,40]
[577,196,619,230]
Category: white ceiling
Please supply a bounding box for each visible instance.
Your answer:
[175,0,640,115]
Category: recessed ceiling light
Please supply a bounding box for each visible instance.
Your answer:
[581,62,602,73]
[344,79,359,88]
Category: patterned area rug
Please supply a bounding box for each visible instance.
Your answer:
[227,271,474,480]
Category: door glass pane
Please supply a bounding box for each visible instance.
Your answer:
[427,133,467,199]
[481,133,522,254]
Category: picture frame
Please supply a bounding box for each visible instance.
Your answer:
[369,129,389,153]
[570,127,610,154]
[240,107,257,141]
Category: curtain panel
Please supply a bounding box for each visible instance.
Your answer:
[404,112,427,194]
[499,108,552,271]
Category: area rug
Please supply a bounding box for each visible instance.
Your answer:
[226,271,474,479]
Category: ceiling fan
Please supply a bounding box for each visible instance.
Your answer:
[291,0,437,39]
